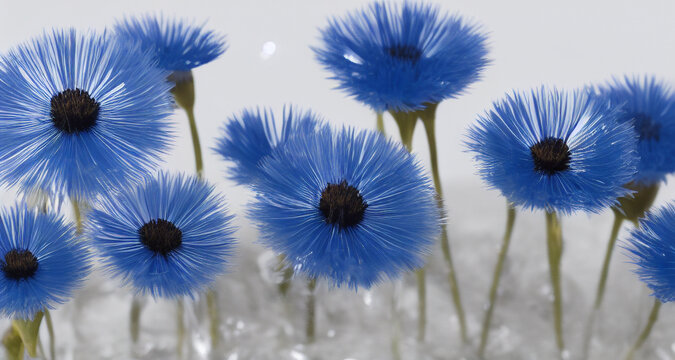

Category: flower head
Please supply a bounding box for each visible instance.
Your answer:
[594,76,675,185]
[88,173,236,298]
[114,14,227,72]
[623,203,675,302]
[0,29,173,200]
[0,205,90,319]
[466,87,638,214]
[250,127,439,289]
[214,106,326,186]
[314,2,489,112]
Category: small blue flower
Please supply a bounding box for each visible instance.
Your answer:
[88,173,236,298]
[213,106,326,186]
[594,76,675,185]
[466,87,638,214]
[0,29,173,200]
[114,14,227,72]
[313,2,489,112]
[250,127,439,289]
[623,203,675,302]
[0,205,90,319]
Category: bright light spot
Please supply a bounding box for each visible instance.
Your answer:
[343,51,361,64]
[260,41,276,60]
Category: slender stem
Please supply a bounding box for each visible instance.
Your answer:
[390,282,402,360]
[625,299,662,360]
[478,203,517,357]
[593,214,624,310]
[177,299,185,359]
[185,107,204,178]
[206,290,220,350]
[390,110,417,151]
[376,112,386,135]
[72,200,83,235]
[415,268,427,342]
[44,309,55,360]
[2,326,23,360]
[390,109,430,342]
[130,297,142,344]
[420,105,468,343]
[275,254,294,296]
[545,211,565,352]
[306,278,317,343]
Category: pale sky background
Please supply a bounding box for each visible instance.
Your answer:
[2,0,675,358]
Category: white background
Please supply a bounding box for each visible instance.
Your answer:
[2,1,675,358]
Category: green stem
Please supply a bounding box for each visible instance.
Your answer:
[185,107,204,178]
[390,109,429,341]
[390,283,402,360]
[306,278,317,344]
[72,200,83,235]
[44,309,55,360]
[545,211,564,352]
[478,203,517,357]
[206,290,220,350]
[390,110,417,152]
[420,104,468,343]
[12,311,44,358]
[376,112,385,135]
[593,214,624,310]
[415,268,426,342]
[177,299,185,359]
[2,327,23,360]
[276,254,294,297]
[625,299,661,360]
[130,297,142,344]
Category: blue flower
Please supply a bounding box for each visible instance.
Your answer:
[88,173,236,298]
[0,205,90,319]
[0,29,173,200]
[313,2,489,112]
[213,106,326,186]
[250,127,439,289]
[466,87,638,214]
[114,14,227,72]
[623,203,675,302]
[594,76,675,185]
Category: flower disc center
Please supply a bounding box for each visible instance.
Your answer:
[50,88,100,133]
[386,44,422,63]
[530,137,571,175]
[634,113,661,141]
[139,219,183,256]
[2,249,38,280]
[319,180,368,228]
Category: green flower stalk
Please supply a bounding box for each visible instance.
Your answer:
[478,203,517,357]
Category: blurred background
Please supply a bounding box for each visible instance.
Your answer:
[2,0,675,359]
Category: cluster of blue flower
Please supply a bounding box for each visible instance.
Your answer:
[0,2,674,359]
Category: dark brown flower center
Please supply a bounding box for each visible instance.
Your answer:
[2,249,38,280]
[319,180,368,228]
[530,137,571,175]
[50,88,100,133]
[386,44,422,63]
[633,113,661,141]
[139,219,183,256]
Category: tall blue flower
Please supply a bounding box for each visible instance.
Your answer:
[0,205,90,319]
[88,173,236,298]
[0,29,173,200]
[250,127,439,289]
[466,87,638,214]
[594,76,675,185]
[214,106,326,186]
[623,203,675,302]
[313,2,489,112]
[114,14,227,72]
